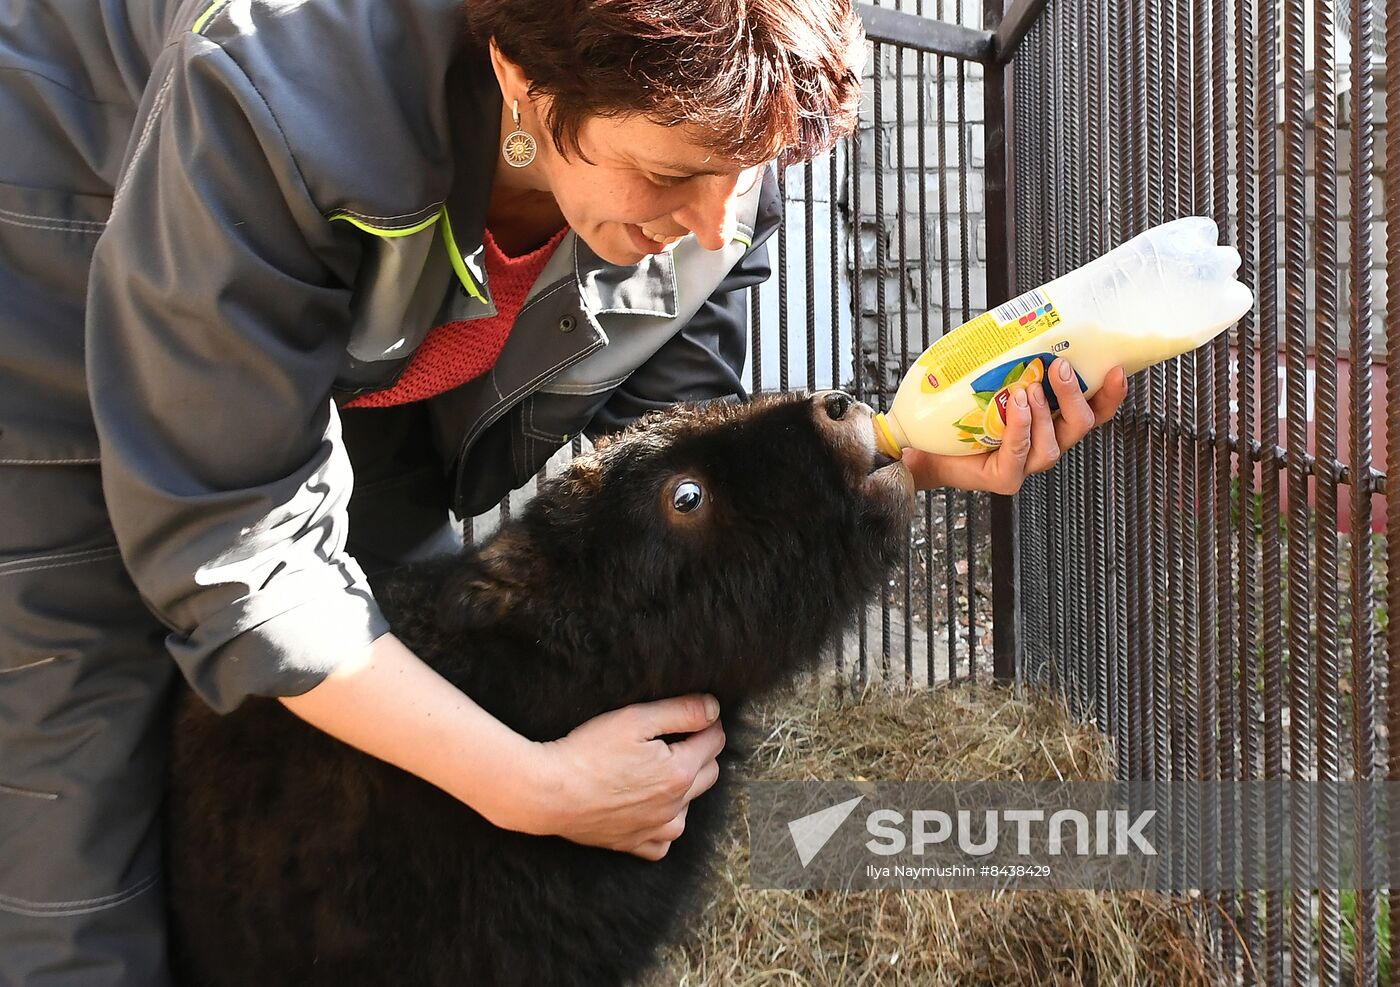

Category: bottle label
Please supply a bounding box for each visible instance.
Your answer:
[951,350,1087,448]
[917,288,1061,394]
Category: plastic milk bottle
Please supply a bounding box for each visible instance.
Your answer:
[872,217,1254,459]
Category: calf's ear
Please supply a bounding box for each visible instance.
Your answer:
[436,552,526,632]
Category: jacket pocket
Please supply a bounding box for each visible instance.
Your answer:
[0,180,111,231]
[520,390,612,448]
[513,392,611,484]
[0,181,113,465]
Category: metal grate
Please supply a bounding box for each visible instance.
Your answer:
[1005,0,1391,981]
[748,0,1000,691]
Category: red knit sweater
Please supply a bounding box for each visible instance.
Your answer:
[344,225,570,409]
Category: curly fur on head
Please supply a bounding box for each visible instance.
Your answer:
[168,391,913,987]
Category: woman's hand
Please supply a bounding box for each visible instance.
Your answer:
[904,358,1129,495]
[279,635,723,862]
[512,694,726,861]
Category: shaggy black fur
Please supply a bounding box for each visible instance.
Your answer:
[167,392,913,987]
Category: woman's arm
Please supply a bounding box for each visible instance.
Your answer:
[280,632,726,861]
[87,35,385,713]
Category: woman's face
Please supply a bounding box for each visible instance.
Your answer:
[510,110,765,267]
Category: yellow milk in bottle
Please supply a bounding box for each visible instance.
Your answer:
[872,217,1255,459]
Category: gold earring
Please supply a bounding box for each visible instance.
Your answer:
[501,100,537,168]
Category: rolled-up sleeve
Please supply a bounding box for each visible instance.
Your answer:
[86,35,387,712]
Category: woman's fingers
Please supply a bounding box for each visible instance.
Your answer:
[664,718,726,788]
[541,698,726,857]
[1046,358,1098,453]
[983,385,1032,495]
[1090,366,1129,426]
[629,693,720,739]
[681,754,721,803]
[629,805,690,861]
[1023,381,1061,474]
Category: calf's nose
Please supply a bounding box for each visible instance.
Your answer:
[823,391,854,421]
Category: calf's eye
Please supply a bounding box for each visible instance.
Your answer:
[672,480,704,513]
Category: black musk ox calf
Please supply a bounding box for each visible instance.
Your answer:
[168,390,914,987]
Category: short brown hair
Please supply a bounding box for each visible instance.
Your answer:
[467,0,865,167]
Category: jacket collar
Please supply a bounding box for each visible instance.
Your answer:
[443,49,678,323]
[443,52,502,318]
[573,235,677,318]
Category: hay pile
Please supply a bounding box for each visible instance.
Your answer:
[650,681,1230,987]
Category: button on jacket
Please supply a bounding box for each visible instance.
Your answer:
[0,0,781,712]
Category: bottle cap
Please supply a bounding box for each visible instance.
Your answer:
[873,413,904,461]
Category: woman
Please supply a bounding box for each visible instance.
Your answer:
[0,0,1126,983]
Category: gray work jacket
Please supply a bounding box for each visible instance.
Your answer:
[0,0,779,711]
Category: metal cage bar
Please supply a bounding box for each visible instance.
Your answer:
[998,0,1393,979]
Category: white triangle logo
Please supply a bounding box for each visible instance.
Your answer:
[787,795,865,867]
